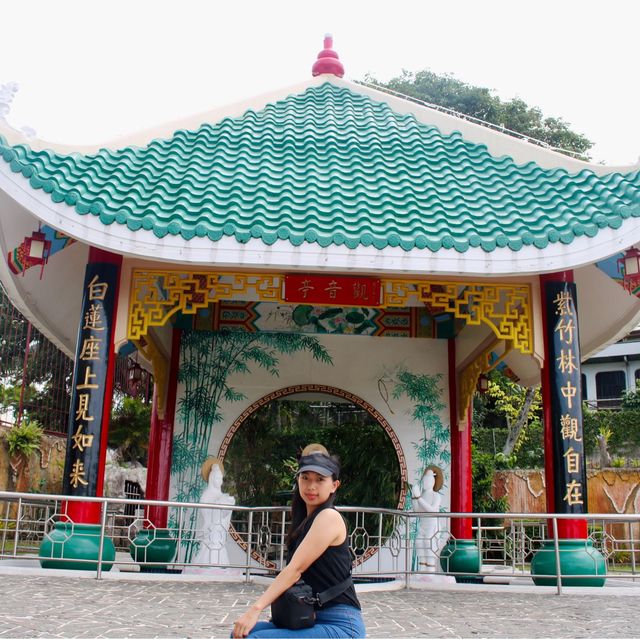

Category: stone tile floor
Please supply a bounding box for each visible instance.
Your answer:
[0,570,638,638]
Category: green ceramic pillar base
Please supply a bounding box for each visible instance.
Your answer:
[440,539,482,583]
[39,522,115,571]
[130,528,177,572]
[531,539,606,587]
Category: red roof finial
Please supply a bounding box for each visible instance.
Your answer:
[312,33,345,78]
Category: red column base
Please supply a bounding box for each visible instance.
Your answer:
[451,518,473,540]
[552,518,588,539]
[62,500,101,524]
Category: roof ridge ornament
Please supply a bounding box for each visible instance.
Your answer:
[0,81,19,119]
[311,34,345,78]
[0,81,37,138]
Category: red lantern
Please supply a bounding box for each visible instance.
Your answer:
[23,229,52,279]
[477,373,490,393]
[618,247,640,294]
[127,360,144,394]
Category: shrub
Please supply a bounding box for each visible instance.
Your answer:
[3,419,43,458]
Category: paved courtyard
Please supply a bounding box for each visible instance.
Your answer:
[0,571,638,638]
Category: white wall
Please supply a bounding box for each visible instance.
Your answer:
[171,332,451,572]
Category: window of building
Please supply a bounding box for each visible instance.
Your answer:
[581,374,587,400]
[595,371,626,408]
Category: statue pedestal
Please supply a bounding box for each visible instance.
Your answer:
[409,573,456,588]
[182,566,244,579]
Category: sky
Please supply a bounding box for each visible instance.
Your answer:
[1,0,638,166]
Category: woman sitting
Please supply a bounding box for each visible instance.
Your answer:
[232,447,365,638]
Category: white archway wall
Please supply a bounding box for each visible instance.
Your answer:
[171,332,450,507]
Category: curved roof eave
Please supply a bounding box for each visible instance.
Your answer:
[1,75,638,177]
[2,161,639,276]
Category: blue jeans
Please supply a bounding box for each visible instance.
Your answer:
[246,604,365,638]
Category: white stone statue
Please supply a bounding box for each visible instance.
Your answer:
[411,465,443,572]
[191,457,235,568]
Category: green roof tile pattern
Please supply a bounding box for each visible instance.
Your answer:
[1,83,639,253]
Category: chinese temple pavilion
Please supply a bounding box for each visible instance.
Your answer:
[1,37,639,582]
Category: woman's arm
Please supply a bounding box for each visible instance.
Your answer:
[231,509,345,638]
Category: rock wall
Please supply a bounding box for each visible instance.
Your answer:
[0,423,66,493]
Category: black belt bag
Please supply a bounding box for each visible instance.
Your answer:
[270,577,353,630]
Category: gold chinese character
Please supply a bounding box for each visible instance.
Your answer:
[554,317,575,345]
[77,366,99,390]
[556,349,577,375]
[298,279,314,299]
[553,291,574,316]
[88,274,108,301]
[563,480,583,506]
[78,336,102,361]
[563,447,580,474]
[324,280,342,300]
[71,423,94,452]
[75,393,94,422]
[353,282,369,301]
[83,303,105,331]
[561,380,577,409]
[559,414,582,441]
[69,459,89,488]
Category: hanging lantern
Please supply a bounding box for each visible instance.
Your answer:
[127,360,144,394]
[618,247,640,293]
[476,373,490,393]
[22,228,52,279]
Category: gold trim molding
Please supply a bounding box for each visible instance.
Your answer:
[127,270,533,354]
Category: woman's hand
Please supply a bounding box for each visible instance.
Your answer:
[232,606,261,638]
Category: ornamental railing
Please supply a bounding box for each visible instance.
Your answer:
[1,490,638,595]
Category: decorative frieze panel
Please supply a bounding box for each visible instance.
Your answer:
[127,270,533,355]
[385,280,532,354]
[128,270,284,340]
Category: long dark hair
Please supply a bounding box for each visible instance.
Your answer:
[285,459,340,548]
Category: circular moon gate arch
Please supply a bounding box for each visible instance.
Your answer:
[218,383,409,567]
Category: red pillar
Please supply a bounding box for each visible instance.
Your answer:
[64,247,122,524]
[145,328,181,527]
[540,270,588,539]
[448,338,473,539]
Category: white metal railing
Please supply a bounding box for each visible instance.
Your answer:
[1,490,638,595]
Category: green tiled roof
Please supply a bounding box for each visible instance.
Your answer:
[1,83,639,253]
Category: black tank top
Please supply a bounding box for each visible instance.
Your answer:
[288,505,361,610]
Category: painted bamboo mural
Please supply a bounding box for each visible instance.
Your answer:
[392,369,449,568]
[170,329,331,561]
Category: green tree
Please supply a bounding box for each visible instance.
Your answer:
[364,69,593,158]
[108,396,152,464]
[472,446,508,514]
[473,370,543,469]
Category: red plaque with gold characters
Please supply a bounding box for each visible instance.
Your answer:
[284,275,381,307]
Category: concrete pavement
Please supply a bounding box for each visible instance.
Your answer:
[0,569,638,638]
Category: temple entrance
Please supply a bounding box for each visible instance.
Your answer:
[218,385,408,564]
[219,386,407,511]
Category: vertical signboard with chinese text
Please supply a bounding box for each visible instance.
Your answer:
[63,263,118,495]
[544,281,587,515]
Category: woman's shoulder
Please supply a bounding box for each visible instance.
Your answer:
[311,507,346,530]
